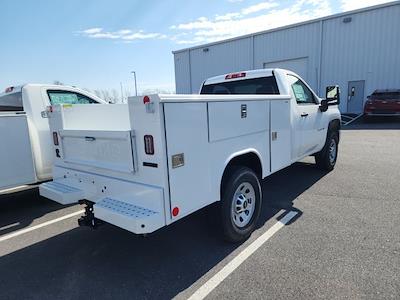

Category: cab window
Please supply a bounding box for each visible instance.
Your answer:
[287,75,316,104]
[47,90,98,105]
[200,76,279,95]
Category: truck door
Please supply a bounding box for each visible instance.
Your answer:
[287,75,324,158]
[0,113,36,189]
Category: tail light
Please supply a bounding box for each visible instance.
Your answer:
[143,96,150,104]
[144,135,154,155]
[53,132,59,146]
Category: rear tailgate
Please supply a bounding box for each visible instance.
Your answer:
[59,129,136,174]
[40,101,169,234]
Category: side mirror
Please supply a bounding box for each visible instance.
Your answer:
[326,85,340,104]
[320,99,328,112]
[320,85,340,112]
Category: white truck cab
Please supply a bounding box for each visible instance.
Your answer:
[200,69,340,163]
[0,84,107,190]
[39,69,340,242]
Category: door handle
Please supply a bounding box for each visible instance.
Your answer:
[301,112,309,117]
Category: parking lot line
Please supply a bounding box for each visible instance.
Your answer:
[187,210,298,300]
[0,222,20,231]
[0,209,84,243]
[0,185,30,195]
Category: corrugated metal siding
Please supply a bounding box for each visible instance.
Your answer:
[174,51,191,94]
[321,4,400,111]
[174,2,400,112]
[188,37,253,93]
[253,22,321,90]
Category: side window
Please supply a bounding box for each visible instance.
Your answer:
[287,75,316,104]
[47,91,98,105]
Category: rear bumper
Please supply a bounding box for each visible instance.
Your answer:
[39,167,167,234]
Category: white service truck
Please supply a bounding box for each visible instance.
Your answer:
[0,84,107,190]
[40,69,341,242]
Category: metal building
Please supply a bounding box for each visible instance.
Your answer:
[173,1,400,113]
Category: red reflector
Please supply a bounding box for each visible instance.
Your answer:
[53,132,59,146]
[225,72,246,80]
[172,207,179,217]
[144,135,154,155]
[143,96,150,104]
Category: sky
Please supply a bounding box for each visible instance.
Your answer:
[0,0,393,96]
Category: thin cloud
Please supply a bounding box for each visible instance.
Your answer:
[340,0,392,11]
[82,28,103,34]
[241,2,279,15]
[78,28,166,41]
[171,0,332,45]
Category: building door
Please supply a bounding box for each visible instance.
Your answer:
[347,80,365,113]
[263,57,308,82]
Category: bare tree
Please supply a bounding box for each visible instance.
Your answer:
[139,88,174,95]
[111,89,119,104]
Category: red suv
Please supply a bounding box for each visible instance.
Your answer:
[364,89,400,120]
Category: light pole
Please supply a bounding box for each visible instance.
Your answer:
[131,71,138,96]
[120,82,124,103]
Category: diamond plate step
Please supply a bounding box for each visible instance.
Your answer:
[94,197,165,234]
[39,180,86,205]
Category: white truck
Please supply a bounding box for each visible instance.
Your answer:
[39,69,341,242]
[0,84,106,190]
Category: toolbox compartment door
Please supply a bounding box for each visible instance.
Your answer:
[270,100,291,172]
[164,102,211,220]
[59,129,136,174]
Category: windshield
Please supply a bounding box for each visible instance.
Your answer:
[200,76,279,95]
[371,92,400,101]
[0,92,23,111]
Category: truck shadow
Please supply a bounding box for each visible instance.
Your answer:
[0,187,70,237]
[0,161,328,299]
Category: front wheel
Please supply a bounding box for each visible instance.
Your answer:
[315,131,339,171]
[221,167,262,243]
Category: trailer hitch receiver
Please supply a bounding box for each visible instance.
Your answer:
[78,200,103,228]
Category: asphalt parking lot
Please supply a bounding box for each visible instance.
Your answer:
[1,119,399,300]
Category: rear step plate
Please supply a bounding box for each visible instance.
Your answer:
[94,197,164,234]
[40,181,87,205]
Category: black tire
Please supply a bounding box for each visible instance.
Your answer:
[221,166,262,243]
[315,130,339,171]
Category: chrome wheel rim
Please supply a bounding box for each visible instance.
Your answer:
[231,182,256,228]
[329,138,337,165]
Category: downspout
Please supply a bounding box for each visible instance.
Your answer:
[318,20,324,97]
[188,50,193,94]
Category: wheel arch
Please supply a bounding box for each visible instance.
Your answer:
[220,150,263,199]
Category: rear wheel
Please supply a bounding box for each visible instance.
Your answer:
[221,167,262,243]
[315,130,339,171]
